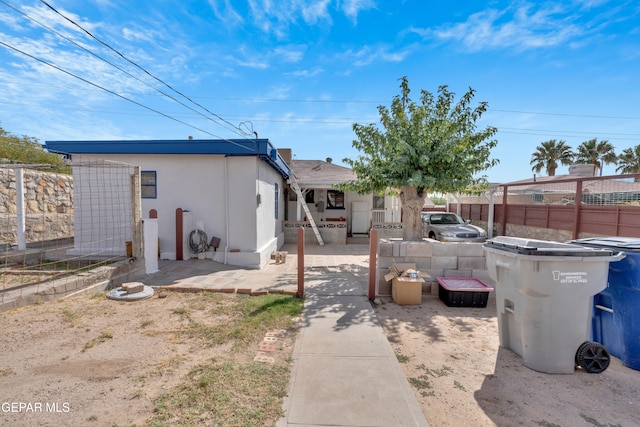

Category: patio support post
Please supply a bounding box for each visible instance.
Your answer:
[487,188,495,239]
[176,208,183,260]
[368,228,378,301]
[573,179,584,239]
[297,227,304,298]
[501,185,508,236]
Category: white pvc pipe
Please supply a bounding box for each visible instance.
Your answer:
[143,218,159,274]
[15,168,26,250]
[487,190,495,239]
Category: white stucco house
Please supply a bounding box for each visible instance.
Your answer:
[279,151,402,244]
[45,138,290,269]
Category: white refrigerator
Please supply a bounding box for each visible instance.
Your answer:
[351,202,369,234]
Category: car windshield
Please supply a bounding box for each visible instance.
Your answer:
[429,214,462,225]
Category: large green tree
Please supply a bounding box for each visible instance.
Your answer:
[530,139,574,176]
[575,138,616,176]
[341,77,498,241]
[616,145,640,180]
[0,124,67,170]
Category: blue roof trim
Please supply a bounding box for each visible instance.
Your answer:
[45,138,291,178]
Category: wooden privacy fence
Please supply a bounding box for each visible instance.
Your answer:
[451,173,640,239]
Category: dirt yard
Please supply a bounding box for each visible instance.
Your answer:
[1,287,639,427]
[0,290,296,427]
[376,292,640,427]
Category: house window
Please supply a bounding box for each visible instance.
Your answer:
[305,190,315,204]
[141,171,157,199]
[275,183,279,219]
[532,193,544,203]
[326,190,344,209]
[373,195,385,209]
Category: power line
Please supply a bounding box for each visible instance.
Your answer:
[498,127,640,138]
[0,40,235,141]
[37,0,252,138]
[498,131,640,142]
[195,97,640,121]
[3,97,640,141]
[0,2,258,151]
[0,0,246,139]
[490,109,640,121]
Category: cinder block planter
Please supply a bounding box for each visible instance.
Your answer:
[376,238,488,298]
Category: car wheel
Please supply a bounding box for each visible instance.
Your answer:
[428,231,436,240]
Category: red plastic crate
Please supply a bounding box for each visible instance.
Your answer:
[436,277,494,308]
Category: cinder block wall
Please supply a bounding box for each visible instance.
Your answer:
[283,222,347,244]
[377,238,491,297]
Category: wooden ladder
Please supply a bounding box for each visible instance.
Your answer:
[289,177,324,246]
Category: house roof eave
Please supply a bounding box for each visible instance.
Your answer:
[44,138,291,179]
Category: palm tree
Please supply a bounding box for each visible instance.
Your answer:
[530,139,574,176]
[616,145,640,181]
[574,138,616,176]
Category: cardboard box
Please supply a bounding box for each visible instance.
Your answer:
[391,276,424,305]
[385,261,426,305]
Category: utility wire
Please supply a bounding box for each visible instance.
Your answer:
[38,0,250,137]
[0,0,249,141]
[212,97,640,121]
[0,40,234,140]
[490,109,640,121]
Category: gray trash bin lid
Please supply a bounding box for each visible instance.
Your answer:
[570,237,640,252]
[485,236,618,257]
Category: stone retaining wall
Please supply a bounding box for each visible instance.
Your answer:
[0,168,73,245]
[376,238,491,297]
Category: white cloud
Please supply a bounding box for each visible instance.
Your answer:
[244,0,376,37]
[22,4,103,41]
[0,9,24,31]
[340,0,376,24]
[339,44,412,67]
[419,2,585,52]
[226,45,270,69]
[301,0,332,25]
[274,45,306,62]
[266,84,293,100]
[289,68,323,77]
[207,0,244,26]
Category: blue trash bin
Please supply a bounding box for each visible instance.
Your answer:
[571,237,640,371]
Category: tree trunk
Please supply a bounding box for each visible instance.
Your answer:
[399,185,427,241]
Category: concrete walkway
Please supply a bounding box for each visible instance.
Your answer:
[276,249,429,427]
[145,243,428,426]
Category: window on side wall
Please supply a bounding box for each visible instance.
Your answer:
[141,171,157,199]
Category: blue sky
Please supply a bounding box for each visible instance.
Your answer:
[1,0,639,184]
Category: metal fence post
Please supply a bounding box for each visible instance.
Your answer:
[368,228,378,301]
[131,166,143,258]
[297,227,304,298]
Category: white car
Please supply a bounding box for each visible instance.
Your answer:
[422,212,487,242]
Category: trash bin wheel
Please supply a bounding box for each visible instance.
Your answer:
[576,341,610,374]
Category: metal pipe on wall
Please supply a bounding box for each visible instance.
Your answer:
[224,156,230,265]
